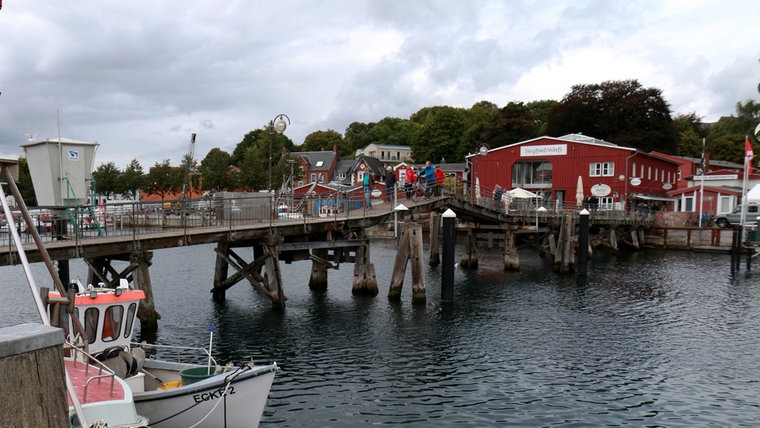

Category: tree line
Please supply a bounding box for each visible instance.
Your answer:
[15,79,760,205]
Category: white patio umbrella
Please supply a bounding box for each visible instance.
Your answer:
[575,176,584,207]
[508,187,538,198]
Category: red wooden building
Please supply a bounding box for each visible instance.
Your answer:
[468,134,681,210]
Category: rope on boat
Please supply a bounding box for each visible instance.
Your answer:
[188,363,252,428]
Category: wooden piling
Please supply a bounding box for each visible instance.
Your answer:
[212,240,230,302]
[130,250,161,332]
[0,324,68,426]
[388,223,411,300]
[352,238,378,295]
[308,248,329,292]
[459,228,479,269]
[429,212,441,267]
[387,222,426,303]
[263,243,286,308]
[409,223,427,303]
[503,230,520,270]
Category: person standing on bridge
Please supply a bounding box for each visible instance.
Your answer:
[385,167,396,203]
[422,161,435,197]
[493,184,503,211]
[363,172,372,209]
[405,167,416,199]
[434,167,445,196]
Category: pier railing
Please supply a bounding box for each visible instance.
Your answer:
[0,179,664,248]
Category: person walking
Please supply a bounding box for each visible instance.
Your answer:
[385,167,396,203]
[363,172,371,209]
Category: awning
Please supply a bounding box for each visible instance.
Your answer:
[631,193,676,202]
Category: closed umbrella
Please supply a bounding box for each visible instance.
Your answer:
[576,176,584,207]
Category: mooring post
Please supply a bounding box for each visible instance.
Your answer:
[441,209,456,303]
[130,250,161,332]
[429,212,441,267]
[578,208,590,275]
[0,324,68,426]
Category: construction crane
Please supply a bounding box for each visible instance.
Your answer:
[181,133,197,200]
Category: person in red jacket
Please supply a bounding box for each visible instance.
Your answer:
[434,167,445,196]
[405,167,416,199]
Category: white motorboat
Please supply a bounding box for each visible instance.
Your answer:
[1,156,277,427]
[1,157,148,428]
[49,283,278,428]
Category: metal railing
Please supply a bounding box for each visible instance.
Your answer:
[0,180,665,248]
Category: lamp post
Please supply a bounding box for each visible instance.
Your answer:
[268,114,291,192]
[474,144,488,202]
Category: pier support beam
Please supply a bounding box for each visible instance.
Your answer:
[428,212,441,267]
[388,222,426,303]
[130,250,161,332]
[503,230,520,270]
[352,238,378,295]
[459,228,479,269]
[308,248,329,292]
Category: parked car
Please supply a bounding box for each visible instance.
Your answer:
[716,202,760,228]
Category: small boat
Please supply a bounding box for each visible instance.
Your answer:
[1,157,148,427]
[1,156,277,427]
[49,282,278,428]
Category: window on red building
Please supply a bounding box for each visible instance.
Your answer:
[590,162,614,177]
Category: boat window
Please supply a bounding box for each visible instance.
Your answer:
[102,305,124,342]
[84,308,99,345]
[124,303,137,339]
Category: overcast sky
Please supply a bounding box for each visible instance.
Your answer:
[1,0,759,169]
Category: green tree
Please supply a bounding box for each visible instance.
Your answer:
[673,113,706,158]
[144,160,182,199]
[300,130,347,155]
[199,148,232,192]
[705,100,760,163]
[91,161,122,199]
[344,121,376,154]
[482,101,541,149]
[121,159,145,200]
[16,158,36,206]
[368,117,420,149]
[411,106,468,163]
[547,79,678,153]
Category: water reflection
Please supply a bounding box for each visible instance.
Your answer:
[3,242,760,426]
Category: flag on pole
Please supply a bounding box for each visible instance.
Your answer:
[740,135,753,228]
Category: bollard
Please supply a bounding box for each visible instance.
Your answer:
[578,209,589,275]
[441,209,456,303]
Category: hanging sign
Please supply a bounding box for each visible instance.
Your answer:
[590,184,611,197]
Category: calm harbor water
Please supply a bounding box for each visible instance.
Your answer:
[3,240,760,426]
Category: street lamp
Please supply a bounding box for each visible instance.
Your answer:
[268,114,291,192]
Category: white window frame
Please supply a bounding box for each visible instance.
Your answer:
[589,162,615,177]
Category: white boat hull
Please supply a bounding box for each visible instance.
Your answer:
[132,360,277,428]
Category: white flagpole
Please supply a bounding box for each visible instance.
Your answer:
[740,136,752,228]
[698,138,705,227]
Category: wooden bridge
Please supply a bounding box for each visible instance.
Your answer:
[1,179,656,330]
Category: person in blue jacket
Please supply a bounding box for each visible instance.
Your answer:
[422,161,435,196]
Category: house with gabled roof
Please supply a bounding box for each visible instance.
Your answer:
[468,134,681,211]
[294,149,337,187]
